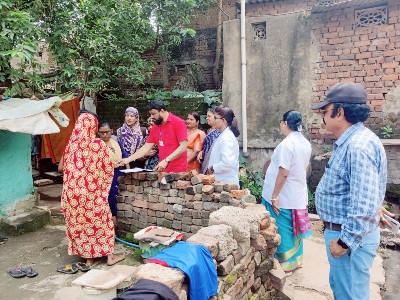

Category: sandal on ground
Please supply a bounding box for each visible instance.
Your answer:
[0,236,8,245]
[22,266,38,278]
[7,266,26,278]
[74,262,91,272]
[56,264,78,274]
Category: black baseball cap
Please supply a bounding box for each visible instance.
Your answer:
[311,82,367,110]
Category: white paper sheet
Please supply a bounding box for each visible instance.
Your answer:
[120,167,154,173]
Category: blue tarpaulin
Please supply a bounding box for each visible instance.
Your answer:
[149,241,218,300]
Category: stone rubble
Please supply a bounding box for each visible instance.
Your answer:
[116,172,291,299]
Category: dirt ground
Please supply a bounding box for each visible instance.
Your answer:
[311,220,324,239]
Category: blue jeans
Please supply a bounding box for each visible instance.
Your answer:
[324,226,379,300]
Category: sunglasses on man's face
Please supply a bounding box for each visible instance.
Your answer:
[320,108,334,117]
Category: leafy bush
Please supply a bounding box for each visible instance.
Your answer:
[380,125,394,139]
[239,155,264,203]
[308,189,316,214]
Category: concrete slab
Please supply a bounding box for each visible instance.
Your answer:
[0,207,50,236]
[34,179,54,187]
[289,237,385,300]
[53,287,85,300]
[36,184,63,201]
[289,237,333,299]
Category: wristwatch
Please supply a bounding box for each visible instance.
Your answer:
[337,238,349,249]
[165,157,171,164]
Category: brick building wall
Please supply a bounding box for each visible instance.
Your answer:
[132,0,400,145]
[217,0,400,142]
[309,1,400,143]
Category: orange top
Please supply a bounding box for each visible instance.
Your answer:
[187,129,206,172]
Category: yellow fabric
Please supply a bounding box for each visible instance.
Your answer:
[280,255,303,272]
[107,138,123,167]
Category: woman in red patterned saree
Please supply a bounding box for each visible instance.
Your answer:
[61,113,125,266]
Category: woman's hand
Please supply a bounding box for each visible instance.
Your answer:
[197,151,203,162]
[271,198,280,215]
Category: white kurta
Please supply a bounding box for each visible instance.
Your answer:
[207,127,239,185]
[262,131,311,209]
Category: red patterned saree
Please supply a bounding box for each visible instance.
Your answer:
[61,113,115,258]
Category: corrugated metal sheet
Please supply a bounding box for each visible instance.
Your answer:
[311,0,387,13]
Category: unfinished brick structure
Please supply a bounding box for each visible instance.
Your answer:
[117,172,287,299]
[117,172,257,236]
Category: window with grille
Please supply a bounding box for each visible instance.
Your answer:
[317,0,336,5]
[252,22,266,41]
[355,5,388,27]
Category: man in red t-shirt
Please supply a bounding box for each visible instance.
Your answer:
[121,100,188,173]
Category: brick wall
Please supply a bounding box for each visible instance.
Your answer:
[309,2,400,143]
[116,171,288,299]
[134,0,400,144]
[116,172,256,236]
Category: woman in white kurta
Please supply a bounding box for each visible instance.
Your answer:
[262,110,312,273]
[205,106,240,185]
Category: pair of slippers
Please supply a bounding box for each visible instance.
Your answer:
[56,262,91,274]
[8,266,38,278]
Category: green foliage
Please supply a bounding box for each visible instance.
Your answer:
[172,89,203,98]
[0,0,41,96]
[308,189,316,214]
[202,90,222,107]
[380,125,393,139]
[106,93,127,102]
[322,145,332,153]
[40,0,155,93]
[3,0,214,95]
[239,155,264,203]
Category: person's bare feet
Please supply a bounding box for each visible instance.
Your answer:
[86,258,95,266]
[107,254,125,266]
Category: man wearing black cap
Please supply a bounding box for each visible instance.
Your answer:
[312,82,387,300]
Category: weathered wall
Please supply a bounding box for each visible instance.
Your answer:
[222,12,317,169]
[218,1,400,173]
[309,0,400,145]
[0,132,35,217]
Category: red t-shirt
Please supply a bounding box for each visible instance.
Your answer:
[147,113,188,173]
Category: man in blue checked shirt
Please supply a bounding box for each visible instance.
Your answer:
[312,82,387,300]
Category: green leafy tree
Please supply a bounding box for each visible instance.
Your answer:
[3,0,213,96]
[0,0,41,96]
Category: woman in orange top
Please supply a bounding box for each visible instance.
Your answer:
[186,112,206,172]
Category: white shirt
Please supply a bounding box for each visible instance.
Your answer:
[207,127,239,186]
[262,131,311,209]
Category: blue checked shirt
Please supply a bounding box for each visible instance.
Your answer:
[316,122,387,250]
